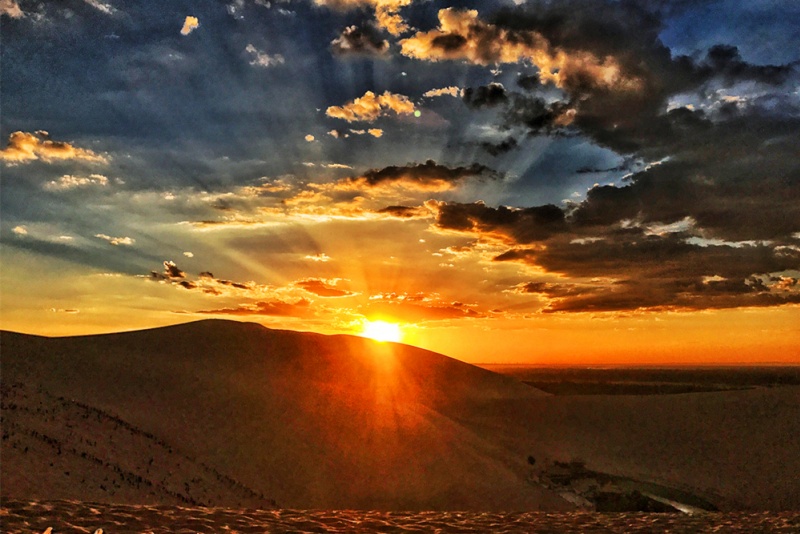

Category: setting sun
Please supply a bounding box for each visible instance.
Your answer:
[361,320,402,343]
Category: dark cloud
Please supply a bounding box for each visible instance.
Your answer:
[164,260,185,279]
[503,95,574,131]
[150,260,185,281]
[480,137,518,156]
[295,278,355,297]
[462,83,508,109]
[519,273,800,314]
[343,160,498,190]
[429,200,567,243]
[376,205,429,218]
[331,23,389,56]
[516,74,540,91]
[195,298,312,317]
[427,195,800,312]
[402,0,800,313]
[484,2,799,157]
[150,262,252,293]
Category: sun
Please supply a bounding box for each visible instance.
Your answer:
[361,320,402,343]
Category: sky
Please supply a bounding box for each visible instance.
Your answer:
[1,0,799,364]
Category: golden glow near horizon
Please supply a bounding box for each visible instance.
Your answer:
[361,320,403,343]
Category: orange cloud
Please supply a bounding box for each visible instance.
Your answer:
[181,16,200,36]
[1,0,24,18]
[423,86,463,98]
[0,131,108,164]
[326,90,416,122]
[400,8,642,93]
[314,0,411,35]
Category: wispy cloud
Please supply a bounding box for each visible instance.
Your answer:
[95,234,135,246]
[44,174,109,191]
[326,90,416,122]
[423,86,462,98]
[83,0,115,15]
[331,23,389,56]
[0,131,108,164]
[245,43,285,67]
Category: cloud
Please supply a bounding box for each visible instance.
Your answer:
[426,198,800,312]
[314,0,412,36]
[162,260,185,279]
[423,86,462,98]
[331,23,389,56]
[83,0,115,15]
[399,8,643,93]
[0,131,108,164]
[195,298,312,317]
[1,0,24,18]
[476,2,798,157]
[365,292,485,322]
[95,233,134,246]
[326,90,416,122]
[333,160,497,192]
[180,16,199,35]
[245,43,285,67]
[295,278,355,297]
[44,174,109,191]
[149,262,270,296]
[375,205,429,218]
[462,83,508,109]
[344,129,383,138]
[480,137,518,156]
[392,0,800,314]
[304,253,331,262]
[427,200,567,243]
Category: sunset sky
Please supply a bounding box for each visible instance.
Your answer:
[2,0,798,364]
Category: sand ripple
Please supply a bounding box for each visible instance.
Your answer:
[3,500,800,533]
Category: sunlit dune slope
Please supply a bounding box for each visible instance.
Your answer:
[1,320,562,511]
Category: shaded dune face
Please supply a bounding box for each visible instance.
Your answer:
[1,320,562,511]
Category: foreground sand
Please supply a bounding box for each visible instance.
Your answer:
[2,320,799,511]
[3,500,800,533]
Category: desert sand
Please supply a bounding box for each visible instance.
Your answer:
[2,319,799,512]
[4,499,800,534]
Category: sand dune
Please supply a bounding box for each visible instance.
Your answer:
[2,320,798,511]
[1,320,561,511]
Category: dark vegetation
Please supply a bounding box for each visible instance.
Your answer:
[537,459,718,513]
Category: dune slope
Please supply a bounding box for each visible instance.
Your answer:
[1,320,562,511]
